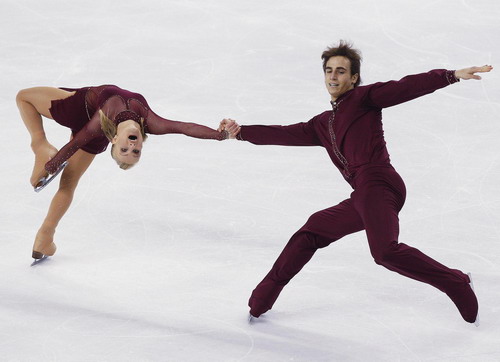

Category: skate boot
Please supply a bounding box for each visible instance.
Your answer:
[31,227,57,265]
[248,279,285,318]
[446,273,479,326]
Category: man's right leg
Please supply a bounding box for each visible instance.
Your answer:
[16,87,75,186]
[249,198,364,317]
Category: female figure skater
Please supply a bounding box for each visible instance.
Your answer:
[17,85,239,261]
[220,41,492,325]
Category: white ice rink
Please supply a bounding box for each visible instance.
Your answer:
[1,0,500,361]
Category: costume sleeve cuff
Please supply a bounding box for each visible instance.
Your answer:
[236,127,245,141]
[446,70,460,84]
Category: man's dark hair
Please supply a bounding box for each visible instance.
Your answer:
[321,40,362,87]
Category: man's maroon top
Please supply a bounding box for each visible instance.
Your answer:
[237,69,459,187]
[46,85,225,173]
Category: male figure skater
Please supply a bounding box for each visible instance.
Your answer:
[221,40,492,324]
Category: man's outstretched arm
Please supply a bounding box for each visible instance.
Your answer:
[219,118,322,147]
[367,65,493,109]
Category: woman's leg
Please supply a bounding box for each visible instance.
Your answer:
[32,149,95,258]
[249,198,365,317]
[16,87,76,186]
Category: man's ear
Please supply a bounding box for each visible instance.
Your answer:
[352,73,359,85]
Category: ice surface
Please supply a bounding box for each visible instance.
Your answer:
[1,0,499,361]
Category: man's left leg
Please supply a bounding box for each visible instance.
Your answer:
[352,170,478,323]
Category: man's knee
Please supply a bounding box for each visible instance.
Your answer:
[289,230,330,250]
[370,241,399,265]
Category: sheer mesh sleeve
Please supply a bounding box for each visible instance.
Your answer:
[145,108,228,141]
[44,114,101,173]
[44,96,126,173]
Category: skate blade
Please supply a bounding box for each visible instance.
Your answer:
[467,272,480,327]
[248,313,257,324]
[31,253,49,266]
[34,161,68,193]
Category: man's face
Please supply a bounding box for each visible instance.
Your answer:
[324,56,359,101]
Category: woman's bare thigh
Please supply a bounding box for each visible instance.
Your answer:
[19,87,76,119]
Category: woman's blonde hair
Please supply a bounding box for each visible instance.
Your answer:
[99,110,148,170]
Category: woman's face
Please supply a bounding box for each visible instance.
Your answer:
[111,120,144,165]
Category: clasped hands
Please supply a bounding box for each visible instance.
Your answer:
[218,118,241,139]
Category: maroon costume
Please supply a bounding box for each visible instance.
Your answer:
[46,85,225,173]
[238,69,478,322]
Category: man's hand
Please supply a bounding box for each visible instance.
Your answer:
[218,118,241,139]
[455,65,493,80]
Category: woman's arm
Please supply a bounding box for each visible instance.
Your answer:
[146,110,228,141]
[44,115,103,173]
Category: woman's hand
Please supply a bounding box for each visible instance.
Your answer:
[218,118,241,139]
[455,65,493,80]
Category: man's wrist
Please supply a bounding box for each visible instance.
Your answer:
[447,70,460,84]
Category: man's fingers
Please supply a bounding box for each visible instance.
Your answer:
[475,65,493,73]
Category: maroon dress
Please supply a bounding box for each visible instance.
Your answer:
[238,69,478,323]
[46,85,225,173]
